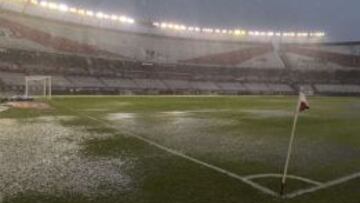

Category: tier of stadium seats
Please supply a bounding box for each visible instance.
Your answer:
[0,47,359,95]
[180,45,274,66]
[0,50,357,96]
[315,84,360,94]
[282,45,360,69]
[0,71,24,86]
[0,17,115,56]
[1,10,360,72]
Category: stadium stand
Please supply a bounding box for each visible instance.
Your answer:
[0,46,359,96]
[162,80,192,91]
[0,71,24,86]
[0,3,359,96]
[315,84,360,95]
[282,44,360,68]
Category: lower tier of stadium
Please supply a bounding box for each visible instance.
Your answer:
[0,48,359,96]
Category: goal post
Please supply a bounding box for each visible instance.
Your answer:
[25,76,52,99]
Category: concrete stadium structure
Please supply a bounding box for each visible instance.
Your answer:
[0,0,360,96]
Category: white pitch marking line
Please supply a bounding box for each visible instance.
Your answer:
[73,111,279,197]
[244,173,323,186]
[285,172,360,199]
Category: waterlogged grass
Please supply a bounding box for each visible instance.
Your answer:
[1,96,360,203]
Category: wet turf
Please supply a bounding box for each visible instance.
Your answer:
[1,96,359,203]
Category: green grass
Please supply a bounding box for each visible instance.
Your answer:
[1,95,360,203]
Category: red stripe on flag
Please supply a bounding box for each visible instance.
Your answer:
[300,101,310,112]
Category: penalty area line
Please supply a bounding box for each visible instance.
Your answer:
[244,173,322,186]
[68,109,279,197]
[285,172,360,199]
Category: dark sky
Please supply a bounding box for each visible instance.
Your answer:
[63,0,360,42]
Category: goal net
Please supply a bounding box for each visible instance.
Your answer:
[25,76,52,99]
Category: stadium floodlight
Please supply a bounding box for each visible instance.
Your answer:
[180,25,187,30]
[283,32,292,37]
[29,0,136,24]
[126,18,133,23]
[234,30,246,36]
[194,27,201,32]
[267,32,274,36]
[77,9,85,15]
[168,23,174,29]
[237,30,245,36]
[119,16,128,22]
[314,32,325,37]
[160,23,168,28]
[202,28,214,33]
[30,0,39,5]
[103,14,110,19]
[86,10,94,16]
[96,12,104,19]
[111,15,118,20]
[47,2,58,10]
[58,4,69,12]
[69,7,77,13]
[40,1,48,7]
[297,32,309,37]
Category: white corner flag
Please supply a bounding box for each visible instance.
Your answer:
[280,92,310,195]
[299,92,310,112]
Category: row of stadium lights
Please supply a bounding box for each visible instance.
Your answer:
[26,0,135,24]
[153,22,326,38]
[23,0,325,38]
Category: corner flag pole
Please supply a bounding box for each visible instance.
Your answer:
[280,92,302,195]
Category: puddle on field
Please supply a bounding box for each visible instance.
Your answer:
[107,113,136,120]
[33,116,76,122]
[0,117,133,200]
[241,109,293,118]
[83,108,109,112]
[0,105,9,112]
[161,111,190,116]
[0,118,17,126]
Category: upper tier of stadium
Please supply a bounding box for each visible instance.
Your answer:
[2,0,326,42]
[0,0,359,66]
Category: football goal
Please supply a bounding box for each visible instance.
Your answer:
[25,76,52,99]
